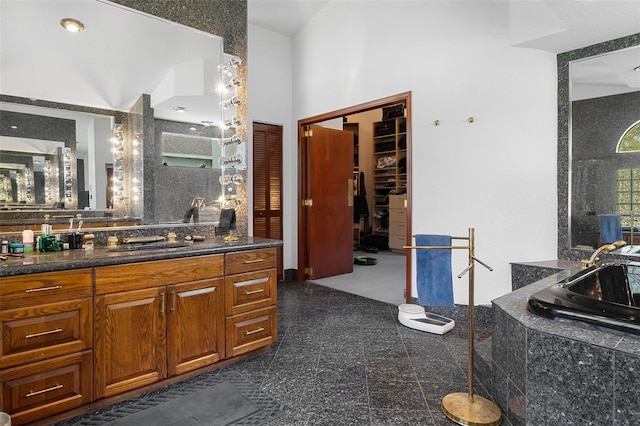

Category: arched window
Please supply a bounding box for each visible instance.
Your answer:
[616,120,640,228]
[617,120,640,152]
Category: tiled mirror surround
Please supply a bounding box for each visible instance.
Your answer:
[557,33,640,259]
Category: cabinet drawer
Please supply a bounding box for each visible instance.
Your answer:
[389,195,406,209]
[226,306,277,358]
[389,234,407,250]
[225,269,276,316]
[95,254,224,294]
[225,248,276,275]
[388,207,406,223]
[389,221,407,237]
[1,350,92,426]
[0,269,92,310]
[1,298,93,369]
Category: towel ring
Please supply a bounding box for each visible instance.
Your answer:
[222,196,240,210]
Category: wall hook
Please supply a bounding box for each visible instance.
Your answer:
[467,116,475,123]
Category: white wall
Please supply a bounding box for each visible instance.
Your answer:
[250,1,558,304]
[247,24,295,266]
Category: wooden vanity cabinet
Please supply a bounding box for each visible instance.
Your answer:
[0,269,93,425]
[0,246,279,424]
[94,254,225,398]
[225,248,278,357]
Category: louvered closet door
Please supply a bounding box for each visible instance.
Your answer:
[253,122,283,279]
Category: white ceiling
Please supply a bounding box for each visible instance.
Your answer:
[247,0,329,37]
[247,0,640,99]
[247,0,640,54]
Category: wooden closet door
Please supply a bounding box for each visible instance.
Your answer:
[253,122,283,279]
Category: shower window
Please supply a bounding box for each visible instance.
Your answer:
[616,169,640,227]
[616,121,640,227]
[617,120,640,153]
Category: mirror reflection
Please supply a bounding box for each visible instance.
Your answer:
[0,102,113,210]
[570,45,640,251]
[0,0,234,227]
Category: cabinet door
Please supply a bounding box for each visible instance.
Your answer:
[167,279,225,376]
[94,288,166,398]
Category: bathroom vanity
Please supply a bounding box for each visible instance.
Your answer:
[0,237,281,425]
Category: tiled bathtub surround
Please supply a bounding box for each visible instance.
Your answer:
[510,260,575,290]
[490,263,640,425]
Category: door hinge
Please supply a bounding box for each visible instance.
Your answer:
[304,129,313,137]
[302,198,313,207]
[304,267,313,276]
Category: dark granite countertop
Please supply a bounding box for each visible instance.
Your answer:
[493,260,640,356]
[0,236,282,277]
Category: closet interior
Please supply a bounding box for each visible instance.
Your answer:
[345,103,407,254]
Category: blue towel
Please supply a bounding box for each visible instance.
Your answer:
[599,214,622,244]
[416,234,454,306]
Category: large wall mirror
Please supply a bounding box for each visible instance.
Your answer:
[560,33,640,257]
[0,0,243,226]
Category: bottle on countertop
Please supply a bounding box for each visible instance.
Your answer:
[22,229,34,253]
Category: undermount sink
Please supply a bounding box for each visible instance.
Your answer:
[107,242,192,252]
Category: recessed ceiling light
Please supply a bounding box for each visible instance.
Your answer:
[60,18,85,33]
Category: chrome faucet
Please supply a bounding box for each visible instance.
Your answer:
[582,240,627,269]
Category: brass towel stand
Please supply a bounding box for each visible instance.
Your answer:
[404,227,502,426]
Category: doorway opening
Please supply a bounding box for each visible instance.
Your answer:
[297,92,412,304]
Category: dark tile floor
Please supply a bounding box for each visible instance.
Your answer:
[54,280,500,426]
[222,280,497,425]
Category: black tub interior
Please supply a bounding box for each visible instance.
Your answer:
[565,264,638,306]
[528,263,640,336]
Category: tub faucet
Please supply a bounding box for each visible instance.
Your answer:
[582,240,627,269]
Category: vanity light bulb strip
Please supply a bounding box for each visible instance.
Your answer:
[221,134,243,146]
[221,96,242,109]
[224,116,242,127]
[44,159,53,203]
[62,147,73,203]
[24,167,32,202]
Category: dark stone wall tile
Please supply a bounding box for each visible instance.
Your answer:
[526,330,615,424]
[506,379,526,426]
[614,354,640,424]
[511,263,565,290]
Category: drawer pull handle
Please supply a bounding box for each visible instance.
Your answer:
[26,285,62,293]
[243,259,264,264]
[160,292,166,316]
[171,290,176,312]
[26,384,63,398]
[25,328,63,339]
[245,289,265,295]
[245,327,265,336]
